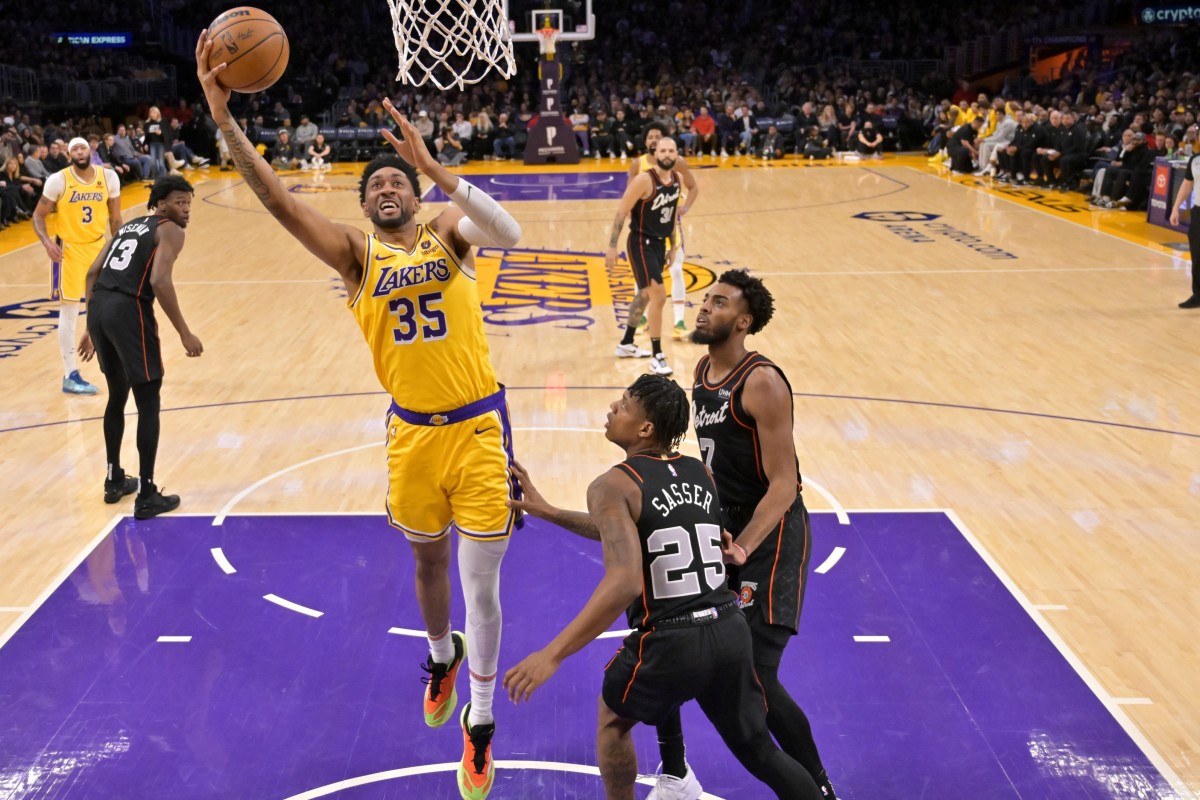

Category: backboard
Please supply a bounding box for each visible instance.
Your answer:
[505,0,595,42]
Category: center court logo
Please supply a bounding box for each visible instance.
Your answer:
[474,247,715,331]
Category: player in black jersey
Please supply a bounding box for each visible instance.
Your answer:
[607,136,683,377]
[504,375,823,800]
[676,269,838,799]
[78,175,203,519]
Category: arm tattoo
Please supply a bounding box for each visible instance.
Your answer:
[609,212,624,247]
[219,120,272,205]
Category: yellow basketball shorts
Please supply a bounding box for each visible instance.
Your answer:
[384,389,522,542]
[51,237,105,303]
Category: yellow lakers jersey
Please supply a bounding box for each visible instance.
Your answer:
[349,226,499,413]
[54,167,111,243]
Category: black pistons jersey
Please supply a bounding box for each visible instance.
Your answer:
[615,453,736,629]
[692,352,801,507]
[629,169,681,240]
[94,215,167,303]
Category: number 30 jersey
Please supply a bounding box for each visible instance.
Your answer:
[616,453,736,629]
[629,169,680,240]
[94,214,166,303]
[349,226,499,413]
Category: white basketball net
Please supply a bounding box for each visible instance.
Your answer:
[386,0,516,91]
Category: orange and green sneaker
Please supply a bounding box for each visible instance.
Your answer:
[421,630,465,728]
[457,703,496,800]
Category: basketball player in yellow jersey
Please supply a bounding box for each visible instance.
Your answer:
[628,123,699,340]
[198,34,521,800]
[33,137,122,394]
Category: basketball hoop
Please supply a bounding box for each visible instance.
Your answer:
[386,0,516,91]
[536,25,560,58]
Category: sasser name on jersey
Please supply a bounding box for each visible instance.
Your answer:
[651,479,716,518]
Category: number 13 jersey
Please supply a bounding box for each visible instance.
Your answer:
[349,226,499,413]
[616,453,736,629]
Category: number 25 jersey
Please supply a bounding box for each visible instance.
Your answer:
[617,453,736,629]
[348,226,499,413]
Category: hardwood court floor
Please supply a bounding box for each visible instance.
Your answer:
[0,154,1196,797]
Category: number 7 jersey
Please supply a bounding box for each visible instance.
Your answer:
[616,453,737,629]
[349,226,499,413]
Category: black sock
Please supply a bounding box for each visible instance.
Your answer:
[651,338,662,356]
[620,326,637,346]
[656,712,687,778]
[132,379,162,486]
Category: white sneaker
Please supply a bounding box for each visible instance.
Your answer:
[646,763,702,800]
[649,353,673,375]
[615,343,651,358]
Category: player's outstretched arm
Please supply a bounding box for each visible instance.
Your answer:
[150,222,203,357]
[379,99,521,259]
[503,469,643,703]
[195,32,361,280]
[506,460,600,540]
[605,173,651,267]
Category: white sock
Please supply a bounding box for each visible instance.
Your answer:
[669,253,686,326]
[58,302,79,378]
[458,536,508,726]
[427,624,454,665]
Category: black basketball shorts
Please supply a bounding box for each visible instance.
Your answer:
[626,231,667,289]
[723,494,812,636]
[602,606,768,739]
[87,289,163,385]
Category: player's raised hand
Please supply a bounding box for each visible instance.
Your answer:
[503,649,561,703]
[195,31,232,109]
[381,98,438,173]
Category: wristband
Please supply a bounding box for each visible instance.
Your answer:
[734,542,747,561]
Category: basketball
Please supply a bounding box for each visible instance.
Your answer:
[206,7,289,94]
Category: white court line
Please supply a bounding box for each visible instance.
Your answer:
[1113,698,1155,705]
[279,759,729,800]
[212,442,381,525]
[943,509,1190,799]
[803,478,850,524]
[1033,604,1069,611]
[814,546,847,574]
[597,628,633,639]
[156,635,192,643]
[853,635,891,643]
[210,547,236,574]
[387,626,426,637]
[263,594,324,618]
[0,514,124,651]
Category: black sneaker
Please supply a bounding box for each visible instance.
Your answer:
[134,482,181,519]
[1179,296,1200,309]
[104,471,139,504]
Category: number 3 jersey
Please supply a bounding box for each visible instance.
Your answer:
[94,215,167,303]
[616,453,737,629]
[349,226,500,413]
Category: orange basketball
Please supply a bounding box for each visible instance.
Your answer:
[206,7,289,94]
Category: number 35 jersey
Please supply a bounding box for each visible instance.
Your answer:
[349,226,500,413]
[616,453,736,630]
